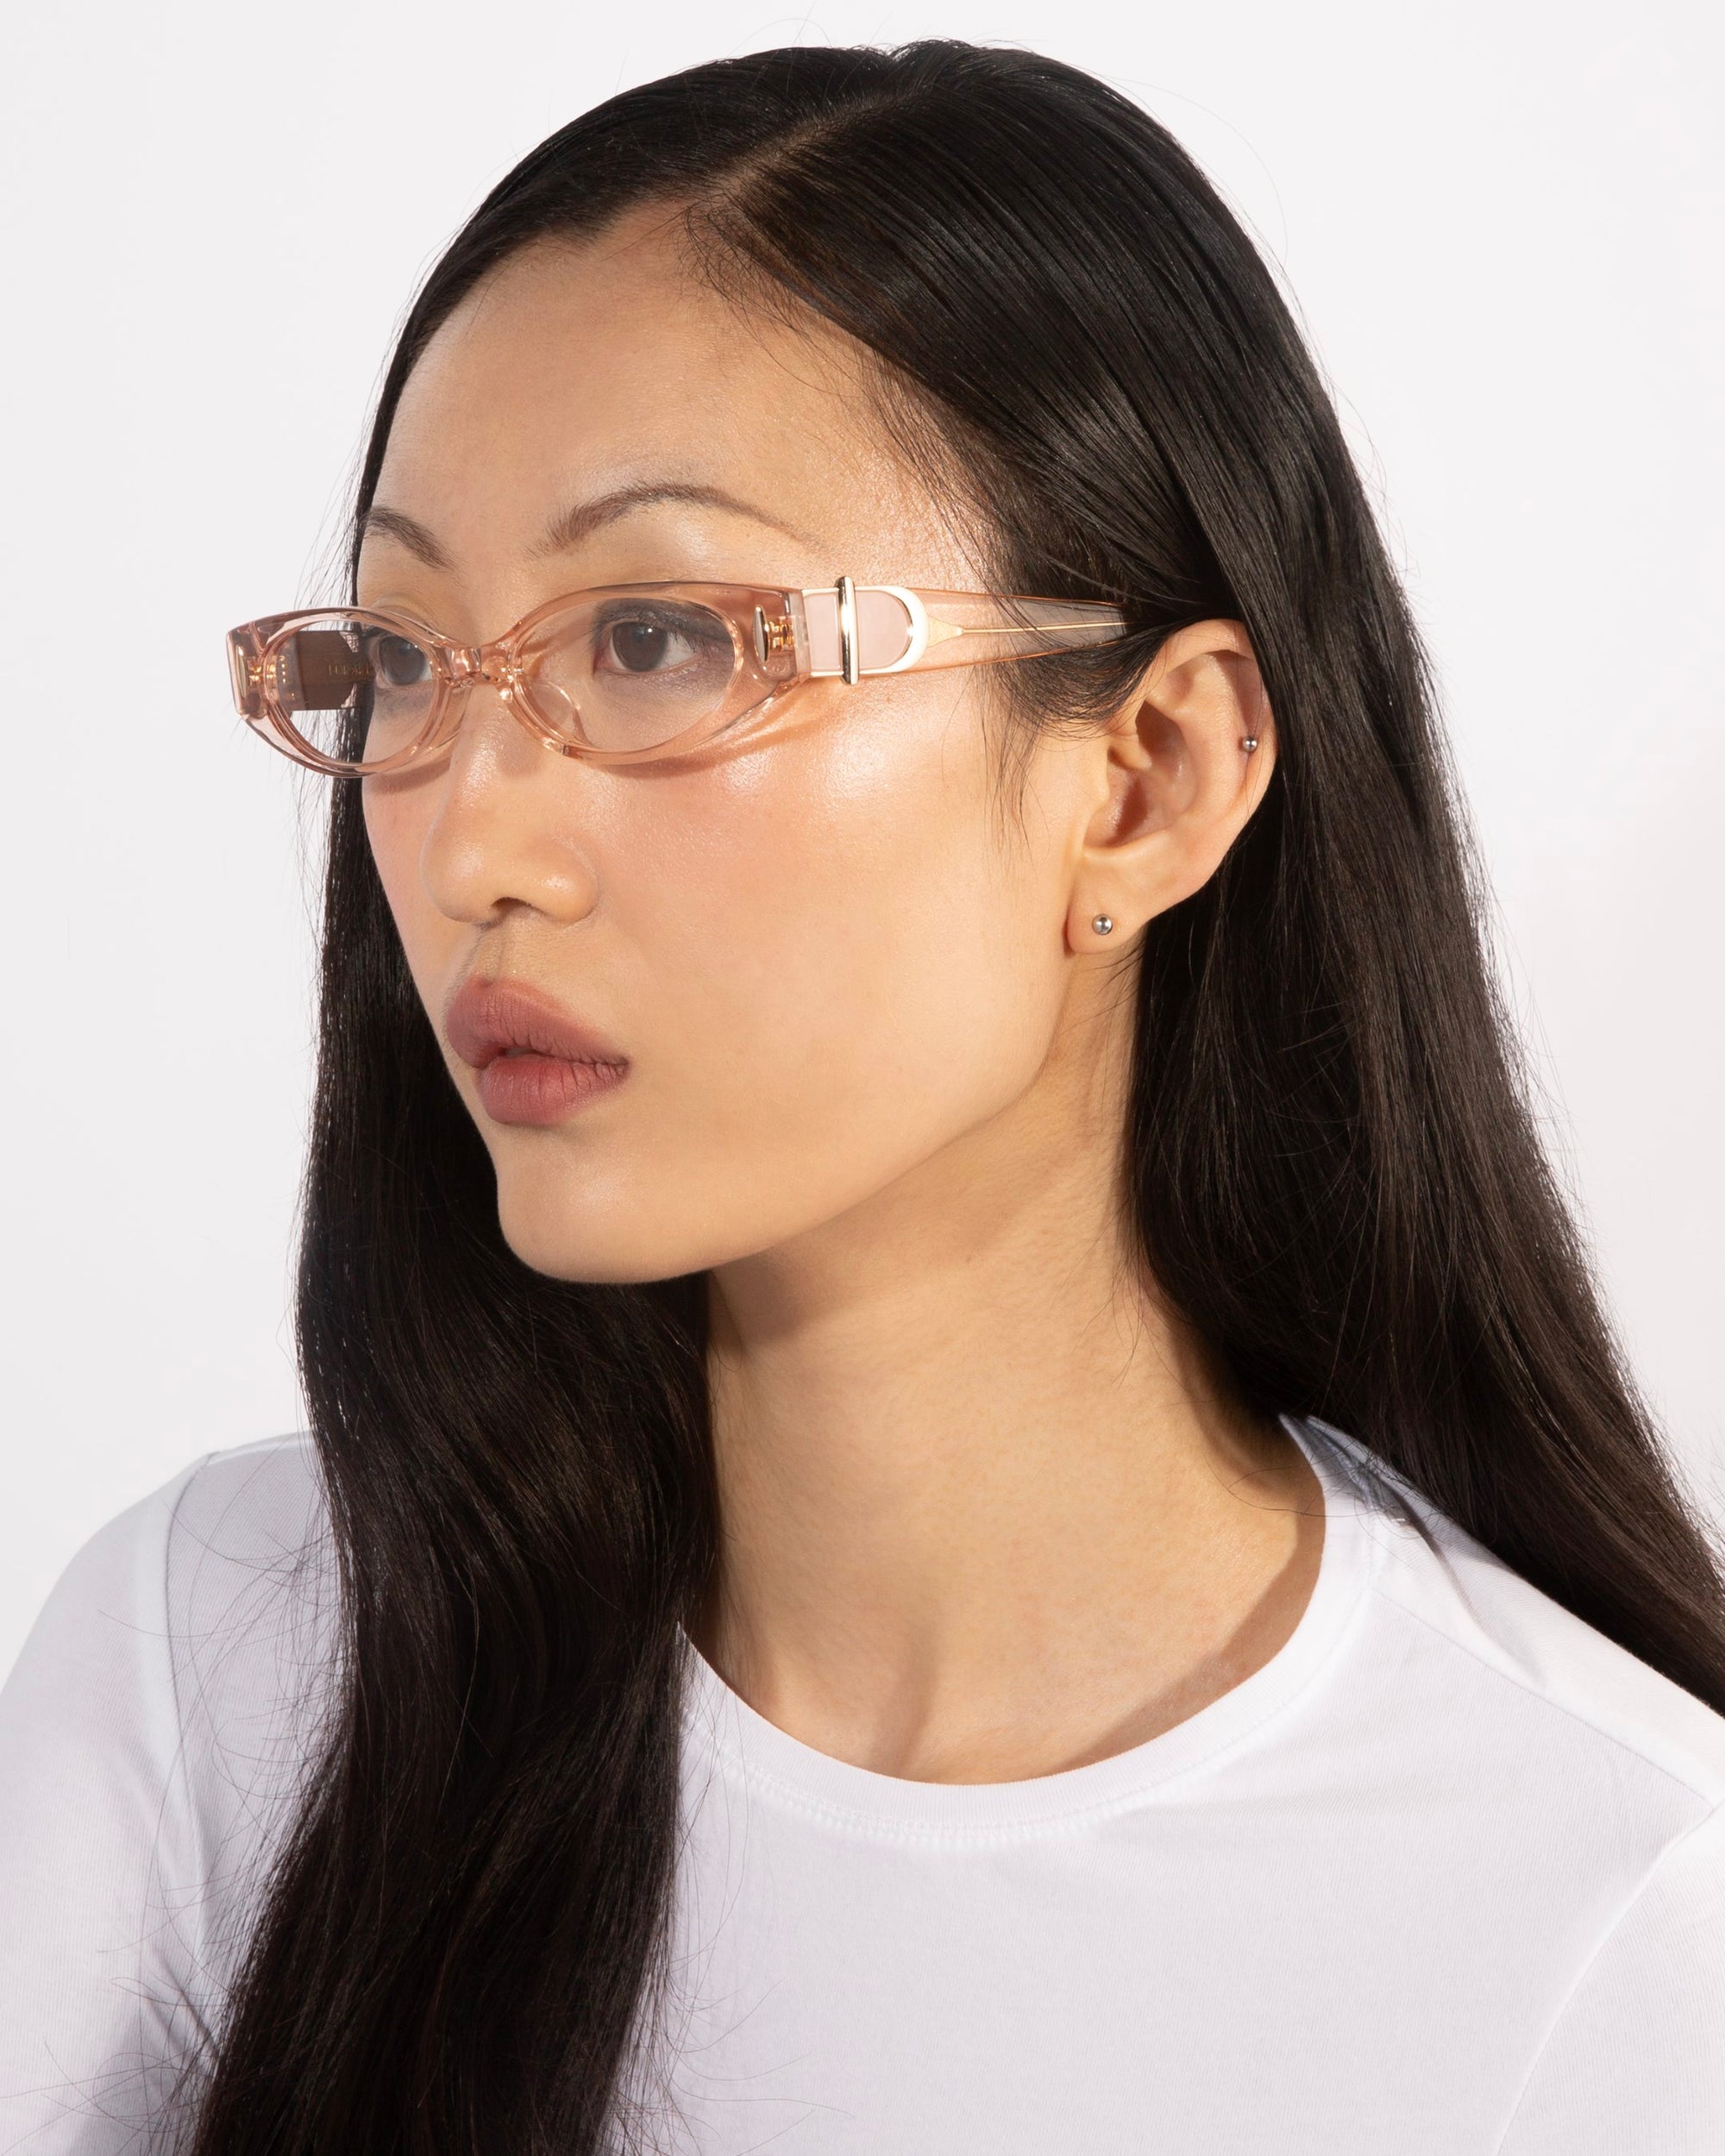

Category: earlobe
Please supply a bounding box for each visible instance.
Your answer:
[1067,619,1276,951]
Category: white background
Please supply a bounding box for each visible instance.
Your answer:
[1,0,1719,1681]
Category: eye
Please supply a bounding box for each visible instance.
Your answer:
[600,617,700,674]
[587,600,737,683]
[369,632,433,688]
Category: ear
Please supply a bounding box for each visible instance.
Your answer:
[1063,619,1276,953]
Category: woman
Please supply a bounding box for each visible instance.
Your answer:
[2,38,1721,2155]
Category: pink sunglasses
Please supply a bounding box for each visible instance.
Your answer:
[226,575,1132,774]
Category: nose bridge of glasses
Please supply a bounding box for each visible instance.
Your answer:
[442,639,536,712]
[443,642,499,686]
[432,636,573,762]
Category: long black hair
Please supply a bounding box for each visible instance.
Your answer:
[185,39,1725,2156]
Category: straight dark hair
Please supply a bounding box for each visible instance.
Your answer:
[185,39,1725,2156]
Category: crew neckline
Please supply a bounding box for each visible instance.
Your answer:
[680,1413,1382,1841]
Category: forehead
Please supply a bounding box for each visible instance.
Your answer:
[371,210,969,586]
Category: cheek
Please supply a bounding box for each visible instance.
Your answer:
[360,778,452,1004]
[357,690,1075,1283]
[562,683,1070,1267]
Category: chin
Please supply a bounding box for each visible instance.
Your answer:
[494,1184,679,1286]
[490,1165,740,1288]
[484,1115,932,1287]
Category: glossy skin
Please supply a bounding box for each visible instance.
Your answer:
[360,206,1320,1783]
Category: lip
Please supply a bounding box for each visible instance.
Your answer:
[445,975,630,1128]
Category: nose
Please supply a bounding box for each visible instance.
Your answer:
[413,679,603,930]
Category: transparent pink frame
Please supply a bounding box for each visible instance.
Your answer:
[226,576,1132,775]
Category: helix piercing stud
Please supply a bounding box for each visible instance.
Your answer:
[1091,914,1114,936]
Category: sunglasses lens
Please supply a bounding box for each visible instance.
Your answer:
[259,616,439,769]
[527,595,742,752]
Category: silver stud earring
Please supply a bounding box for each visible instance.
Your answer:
[1091,913,1114,936]
[1240,735,1260,754]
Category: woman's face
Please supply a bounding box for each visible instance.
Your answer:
[360,213,1160,1283]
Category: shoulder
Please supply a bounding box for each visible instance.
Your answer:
[2,1430,342,1851]
[158,1429,336,1666]
[0,1434,339,2140]
[5,1431,335,1726]
[10,1431,338,1741]
[159,1431,341,1764]
[1293,1421,1725,2140]
[0,1430,342,1908]
[1495,1796,1725,2152]
[1307,1416,1725,1814]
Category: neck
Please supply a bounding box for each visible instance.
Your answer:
[692,1002,1323,1784]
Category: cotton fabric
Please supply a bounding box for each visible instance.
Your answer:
[2,1417,1722,2152]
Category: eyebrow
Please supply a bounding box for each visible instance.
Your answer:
[534,481,817,556]
[359,505,453,570]
[359,481,818,573]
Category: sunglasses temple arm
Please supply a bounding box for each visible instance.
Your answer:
[800,585,1129,681]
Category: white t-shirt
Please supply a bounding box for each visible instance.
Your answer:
[3,1416,1723,2153]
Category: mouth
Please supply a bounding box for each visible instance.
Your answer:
[444,975,630,1128]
